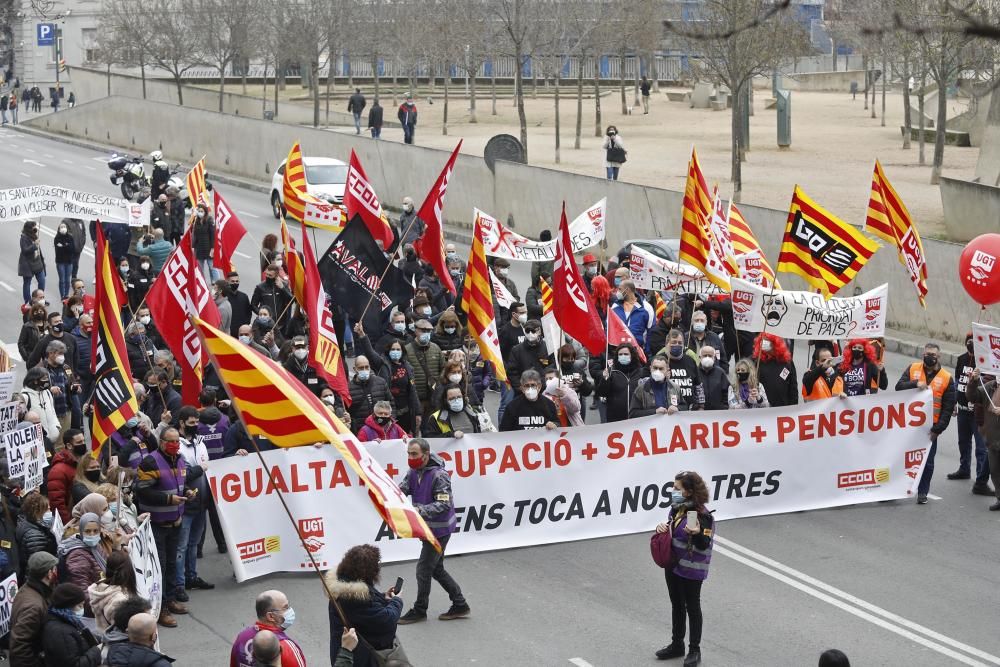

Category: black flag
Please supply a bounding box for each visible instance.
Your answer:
[318,215,414,336]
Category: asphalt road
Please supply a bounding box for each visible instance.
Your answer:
[1,127,999,667]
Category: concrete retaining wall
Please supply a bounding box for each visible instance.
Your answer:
[22,95,992,341]
[940,177,1000,242]
[779,70,865,93]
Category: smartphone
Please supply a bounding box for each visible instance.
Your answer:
[686,510,698,528]
[394,577,404,594]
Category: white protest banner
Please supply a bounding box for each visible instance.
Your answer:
[0,573,18,638]
[972,322,1000,375]
[2,424,36,479]
[51,511,65,543]
[0,373,15,405]
[210,390,933,581]
[0,403,18,437]
[20,425,46,493]
[488,267,515,309]
[129,519,162,620]
[477,199,606,261]
[730,277,888,339]
[0,185,137,224]
[629,245,722,294]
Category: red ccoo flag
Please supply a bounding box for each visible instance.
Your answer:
[607,306,647,363]
[212,190,247,275]
[344,150,395,250]
[552,202,606,355]
[414,141,462,295]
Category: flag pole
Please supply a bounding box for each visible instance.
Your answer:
[357,215,423,325]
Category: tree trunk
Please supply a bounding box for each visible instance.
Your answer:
[575,59,583,149]
[443,67,449,135]
[373,56,380,99]
[491,56,497,115]
[619,51,626,115]
[218,68,225,113]
[469,68,477,123]
[633,57,640,107]
[391,67,397,107]
[831,39,837,71]
[554,76,560,164]
[175,75,184,105]
[312,60,320,128]
[531,60,537,99]
[902,56,911,149]
[241,61,247,95]
[346,52,353,90]
[274,56,280,117]
[731,81,742,202]
[651,53,659,92]
[870,66,876,119]
[931,68,947,184]
[106,62,111,96]
[918,85,926,165]
[515,47,528,160]
[262,54,269,117]
[140,58,147,99]
[594,56,602,138]
[880,54,886,127]
[863,54,868,110]
[325,62,331,127]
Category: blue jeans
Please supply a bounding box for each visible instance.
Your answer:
[957,409,989,482]
[403,124,415,144]
[497,382,514,425]
[918,439,938,496]
[176,510,206,587]
[353,112,362,133]
[370,126,381,139]
[21,270,44,303]
[606,166,620,180]
[56,263,73,299]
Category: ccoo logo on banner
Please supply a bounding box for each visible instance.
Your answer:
[209,391,933,581]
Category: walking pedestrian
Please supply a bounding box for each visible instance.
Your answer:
[653,470,715,667]
[9,91,17,124]
[603,125,626,181]
[640,75,651,114]
[53,222,76,300]
[347,88,366,135]
[191,202,216,283]
[949,333,993,495]
[368,98,383,139]
[397,95,418,145]
[1,93,9,125]
[966,368,1000,510]
[18,220,46,305]
[397,438,470,624]
[67,92,75,108]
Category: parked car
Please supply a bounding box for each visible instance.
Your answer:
[619,238,681,263]
[270,156,348,218]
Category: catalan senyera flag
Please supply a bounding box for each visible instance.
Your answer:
[280,218,306,307]
[186,157,208,209]
[282,142,327,224]
[462,215,508,382]
[865,160,928,305]
[344,150,395,250]
[537,277,561,356]
[652,290,666,321]
[679,148,731,291]
[90,223,140,452]
[728,202,779,288]
[0,342,12,372]
[299,220,351,406]
[778,186,880,297]
[194,317,438,550]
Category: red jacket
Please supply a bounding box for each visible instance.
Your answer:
[46,450,77,523]
[357,415,407,442]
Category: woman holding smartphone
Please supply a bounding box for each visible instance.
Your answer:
[654,471,715,667]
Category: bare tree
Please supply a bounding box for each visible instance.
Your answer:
[99,0,152,98]
[145,0,200,104]
[283,0,332,127]
[186,0,257,111]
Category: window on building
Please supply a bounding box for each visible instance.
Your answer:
[82,28,98,63]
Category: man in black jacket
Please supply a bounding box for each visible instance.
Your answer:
[949,333,992,494]
[347,88,366,134]
[226,271,253,336]
[283,336,328,396]
[347,356,391,433]
[697,345,730,410]
[250,265,293,328]
[506,320,554,392]
[500,370,558,432]
[28,312,78,371]
[368,98,384,139]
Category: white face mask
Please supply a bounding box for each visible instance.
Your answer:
[141,263,150,271]
[54,354,65,365]
[651,369,666,382]
[525,332,539,343]
[497,268,509,278]
[238,335,251,344]
[516,313,527,325]
[448,373,462,384]
[545,377,559,393]
[524,387,539,401]
[700,356,715,369]
[139,315,151,326]
[448,398,464,412]
[293,348,308,360]
[196,209,205,218]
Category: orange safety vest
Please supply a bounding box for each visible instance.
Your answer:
[802,374,844,401]
[908,362,951,422]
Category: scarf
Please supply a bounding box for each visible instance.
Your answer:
[49,606,85,630]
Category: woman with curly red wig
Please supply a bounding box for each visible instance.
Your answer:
[753,333,798,407]
[840,339,887,396]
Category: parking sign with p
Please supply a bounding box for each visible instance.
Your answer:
[37,23,55,46]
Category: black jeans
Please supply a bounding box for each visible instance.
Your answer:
[152,521,182,603]
[666,569,703,651]
[414,534,466,614]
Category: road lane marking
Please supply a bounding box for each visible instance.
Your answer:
[0,282,13,292]
[568,659,595,667]
[23,148,34,153]
[62,159,73,164]
[84,165,96,171]
[19,172,30,178]
[716,536,999,666]
[234,251,251,259]
[23,159,45,167]
[237,210,260,219]
[92,156,109,163]
[43,153,53,158]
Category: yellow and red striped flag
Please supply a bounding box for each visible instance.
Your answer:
[462,213,508,382]
[728,202,779,288]
[186,157,209,209]
[679,148,731,291]
[865,160,928,305]
[281,142,327,224]
[778,186,879,297]
[652,290,666,321]
[537,277,561,355]
[193,317,440,551]
[0,343,12,373]
[280,218,307,307]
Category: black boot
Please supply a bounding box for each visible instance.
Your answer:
[655,642,685,660]
[972,482,995,496]
[947,470,971,480]
[683,649,701,666]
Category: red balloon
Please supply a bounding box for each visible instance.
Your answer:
[959,233,1000,306]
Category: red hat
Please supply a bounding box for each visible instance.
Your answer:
[582,253,597,264]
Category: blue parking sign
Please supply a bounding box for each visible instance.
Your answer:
[36,23,55,46]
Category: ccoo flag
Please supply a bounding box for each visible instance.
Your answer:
[91,223,140,452]
[193,317,439,550]
[865,160,928,306]
[414,141,462,296]
[212,191,247,276]
[462,214,508,382]
[777,186,879,297]
[344,150,395,250]
[552,203,606,355]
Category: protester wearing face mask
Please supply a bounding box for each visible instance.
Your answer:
[126,254,155,311]
[507,319,555,395]
[18,219,46,305]
[419,264,453,313]
[500,370,559,431]
[18,303,48,361]
[424,384,482,439]
[603,125,626,180]
[398,196,426,247]
[142,369,181,429]
[752,333,797,407]
[40,583,102,666]
[45,430,89,522]
[230,590,306,667]
[190,203,216,283]
[21,367,61,445]
[399,243,425,287]
[72,452,105,506]
[492,257,519,304]
[53,222,77,300]
[28,311,79,372]
[237,324,272,359]
[431,359,480,412]
[358,400,408,442]
[446,258,465,288]
[612,280,651,350]
[949,332,992,495]
[655,330,705,412]
[593,342,648,423]
[695,345,729,410]
[896,343,957,505]
[173,407,214,599]
[542,368,583,426]
[432,312,464,353]
[347,355,392,433]
[250,265,293,330]
[654,471,714,667]
[58,512,110,598]
[376,310,413,353]
[687,311,728,372]
[41,339,77,437]
[580,253,602,291]
[281,336,328,397]
[353,322,420,434]
[405,320,444,420]
[224,271,253,336]
[966,368,1000,511]
[729,358,769,409]
[630,355,681,419]
[251,307,283,356]
[801,347,844,402]
[837,338,885,398]
[16,492,59,576]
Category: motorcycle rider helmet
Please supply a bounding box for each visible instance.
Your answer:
[150,150,163,161]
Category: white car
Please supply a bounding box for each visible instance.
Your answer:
[270,156,348,218]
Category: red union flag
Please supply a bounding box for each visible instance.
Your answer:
[552,202,606,355]
[607,306,646,363]
[414,141,462,296]
[212,191,247,275]
[146,228,221,405]
[344,150,394,250]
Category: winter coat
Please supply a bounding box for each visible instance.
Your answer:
[431,328,463,354]
[21,386,60,442]
[40,611,101,667]
[348,92,366,113]
[45,450,78,523]
[57,537,105,594]
[250,279,293,324]
[136,237,173,273]
[603,134,626,167]
[105,642,175,667]
[19,232,45,277]
[28,331,79,372]
[397,209,425,247]
[17,322,43,361]
[71,327,93,381]
[191,216,215,260]
[506,340,555,392]
[9,579,51,667]
[397,102,417,127]
[282,356,328,397]
[87,582,129,634]
[324,576,403,667]
[227,288,253,336]
[16,515,57,576]
[629,377,682,419]
[756,359,798,407]
[367,104,384,128]
[404,341,443,401]
[53,232,76,265]
[215,296,232,335]
[64,219,87,260]
[126,267,155,311]
[103,223,130,263]
[699,365,731,410]
[348,375,392,433]
[357,415,407,442]
[687,330,728,372]
[594,357,647,422]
